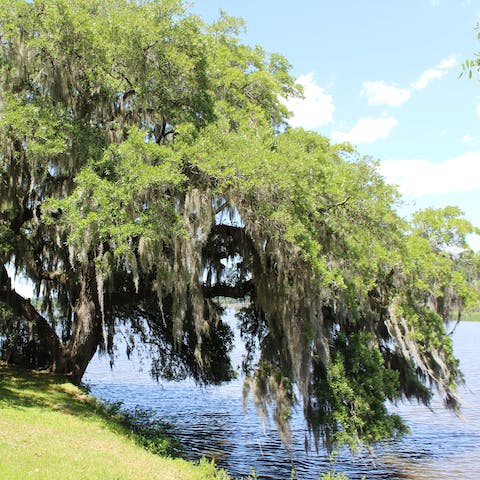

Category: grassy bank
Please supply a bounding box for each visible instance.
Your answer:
[0,365,229,480]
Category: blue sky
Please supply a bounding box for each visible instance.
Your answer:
[193,0,480,249]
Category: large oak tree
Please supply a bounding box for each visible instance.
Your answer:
[1,0,478,450]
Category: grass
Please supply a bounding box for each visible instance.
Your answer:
[0,364,355,480]
[0,364,230,480]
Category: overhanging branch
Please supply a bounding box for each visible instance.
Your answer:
[202,280,253,299]
[0,264,64,356]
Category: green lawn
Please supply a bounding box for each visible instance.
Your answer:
[0,365,355,480]
[0,365,229,480]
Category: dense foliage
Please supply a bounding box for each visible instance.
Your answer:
[1,0,479,451]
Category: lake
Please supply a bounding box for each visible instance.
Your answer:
[84,313,480,480]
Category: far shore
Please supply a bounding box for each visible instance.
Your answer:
[461,311,480,322]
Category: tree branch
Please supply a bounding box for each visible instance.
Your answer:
[202,280,253,299]
[38,269,67,285]
[319,196,350,213]
[0,264,64,358]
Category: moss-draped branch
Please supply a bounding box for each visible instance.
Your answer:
[1,0,479,452]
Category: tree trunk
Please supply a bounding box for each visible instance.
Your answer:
[67,258,104,384]
[1,262,102,385]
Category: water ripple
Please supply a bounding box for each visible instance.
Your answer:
[85,319,480,480]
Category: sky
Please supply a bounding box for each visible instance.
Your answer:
[192,0,480,250]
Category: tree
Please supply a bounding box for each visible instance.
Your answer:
[1,0,478,451]
[0,0,221,383]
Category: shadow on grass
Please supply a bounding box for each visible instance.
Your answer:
[0,363,181,457]
[0,364,95,414]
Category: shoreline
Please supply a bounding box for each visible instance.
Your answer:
[0,364,230,480]
[0,364,352,480]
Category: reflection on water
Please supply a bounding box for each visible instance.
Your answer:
[84,316,480,480]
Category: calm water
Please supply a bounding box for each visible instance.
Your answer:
[84,314,480,480]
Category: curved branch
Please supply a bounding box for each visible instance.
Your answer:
[318,196,350,213]
[0,264,65,362]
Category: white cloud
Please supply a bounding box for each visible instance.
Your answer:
[462,134,475,143]
[282,73,335,130]
[361,81,411,107]
[331,116,398,144]
[379,152,480,195]
[437,55,456,69]
[411,55,457,89]
[411,68,446,89]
